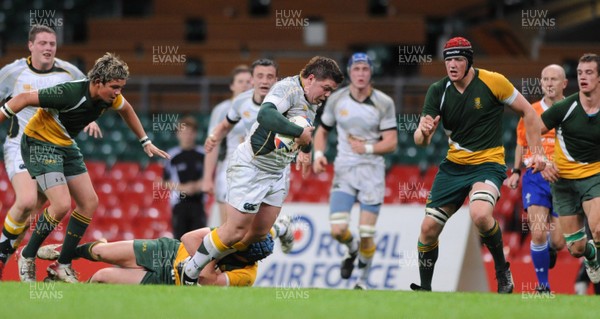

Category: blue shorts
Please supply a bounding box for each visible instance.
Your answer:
[329,191,381,215]
[522,168,557,217]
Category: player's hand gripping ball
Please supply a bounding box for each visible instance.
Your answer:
[274,115,313,152]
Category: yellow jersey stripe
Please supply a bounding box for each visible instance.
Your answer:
[478,69,517,104]
[447,144,505,165]
[112,95,125,110]
[24,109,73,146]
[554,135,600,179]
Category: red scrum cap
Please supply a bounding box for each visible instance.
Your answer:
[443,37,473,78]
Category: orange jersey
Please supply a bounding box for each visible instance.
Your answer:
[516,99,555,166]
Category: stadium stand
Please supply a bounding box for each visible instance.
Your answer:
[0,0,597,290]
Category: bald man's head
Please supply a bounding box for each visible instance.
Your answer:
[540,64,567,102]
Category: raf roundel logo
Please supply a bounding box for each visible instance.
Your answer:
[288,215,314,255]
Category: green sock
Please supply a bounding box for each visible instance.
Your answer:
[22,209,59,259]
[0,229,20,262]
[480,220,507,271]
[417,240,438,291]
[58,211,91,265]
[75,242,100,261]
[583,241,597,262]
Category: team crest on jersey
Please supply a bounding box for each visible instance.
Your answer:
[474,97,482,109]
[23,84,33,91]
[302,104,308,111]
[340,109,349,117]
[243,111,251,118]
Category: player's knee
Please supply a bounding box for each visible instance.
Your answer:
[330,212,350,239]
[330,226,349,241]
[358,225,376,239]
[13,193,39,215]
[78,192,99,214]
[529,226,547,244]
[247,231,268,244]
[552,238,566,251]
[49,200,72,218]
[226,225,250,244]
[568,244,586,258]
[424,207,448,229]
[590,224,600,241]
[469,210,493,229]
[469,190,497,217]
[565,228,587,257]
[90,269,109,283]
[420,218,442,242]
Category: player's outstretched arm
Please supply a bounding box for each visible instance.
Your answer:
[0,91,40,122]
[117,102,170,159]
[508,93,546,173]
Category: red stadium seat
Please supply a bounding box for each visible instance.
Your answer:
[96,192,120,210]
[386,165,429,204]
[95,177,129,195]
[108,162,141,181]
[85,161,107,181]
[0,179,16,207]
[502,231,521,260]
[142,162,164,182]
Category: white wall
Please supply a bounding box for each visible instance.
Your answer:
[255,203,488,291]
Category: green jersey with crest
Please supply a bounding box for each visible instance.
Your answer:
[422,68,518,165]
[24,79,125,146]
[541,92,600,179]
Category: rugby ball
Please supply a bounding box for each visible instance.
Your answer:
[274,115,313,152]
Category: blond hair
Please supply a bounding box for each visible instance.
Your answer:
[87,52,129,84]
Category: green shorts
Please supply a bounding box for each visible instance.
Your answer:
[134,238,181,285]
[426,159,506,209]
[20,135,87,178]
[551,173,600,217]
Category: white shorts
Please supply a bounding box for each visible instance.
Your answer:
[331,164,385,205]
[215,159,228,203]
[4,137,28,180]
[226,147,290,213]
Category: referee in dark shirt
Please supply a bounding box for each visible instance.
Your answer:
[163,116,207,239]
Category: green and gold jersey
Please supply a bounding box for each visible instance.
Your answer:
[24,79,125,146]
[422,68,518,165]
[541,92,600,179]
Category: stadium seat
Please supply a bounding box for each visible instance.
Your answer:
[142,162,164,182]
[502,231,521,260]
[96,193,121,219]
[95,177,129,195]
[86,161,107,178]
[108,162,141,181]
[516,232,532,262]
[120,199,143,221]
[0,188,16,207]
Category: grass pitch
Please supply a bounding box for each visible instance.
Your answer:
[1,282,597,319]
